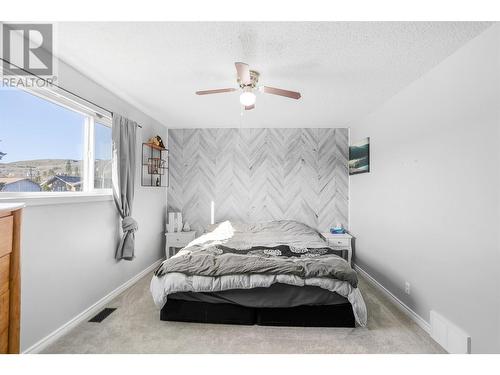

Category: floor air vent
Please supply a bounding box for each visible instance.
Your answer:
[89,308,117,323]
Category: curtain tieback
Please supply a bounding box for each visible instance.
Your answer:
[122,216,138,233]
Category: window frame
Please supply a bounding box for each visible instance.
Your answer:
[0,83,113,203]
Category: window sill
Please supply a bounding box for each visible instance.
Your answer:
[0,191,113,207]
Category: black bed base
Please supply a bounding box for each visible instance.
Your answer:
[160,299,355,327]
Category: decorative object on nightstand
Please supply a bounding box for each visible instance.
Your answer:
[141,140,168,187]
[182,221,191,232]
[167,212,183,233]
[322,232,353,266]
[165,231,196,258]
[330,223,346,234]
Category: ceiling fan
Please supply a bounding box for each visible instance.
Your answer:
[195,62,301,110]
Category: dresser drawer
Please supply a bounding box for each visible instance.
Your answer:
[0,216,13,258]
[0,289,9,353]
[0,255,9,295]
[0,325,7,353]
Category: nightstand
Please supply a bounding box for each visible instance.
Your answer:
[321,232,353,266]
[165,231,196,258]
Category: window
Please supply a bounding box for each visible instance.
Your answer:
[94,122,112,189]
[0,86,112,194]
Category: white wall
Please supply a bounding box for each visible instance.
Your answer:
[349,24,500,353]
[18,60,167,351]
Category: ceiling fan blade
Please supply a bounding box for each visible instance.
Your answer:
[262,86,301,100]
[235,62,251,85]
[244,104,255,110]
[196,88,237,95]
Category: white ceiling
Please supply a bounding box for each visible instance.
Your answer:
[56,22,492,128]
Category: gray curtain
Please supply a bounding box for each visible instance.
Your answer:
[112,114,139,260]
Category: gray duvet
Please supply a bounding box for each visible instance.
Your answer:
[154,220,358,287]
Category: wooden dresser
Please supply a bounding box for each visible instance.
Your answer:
[0,203,24,354]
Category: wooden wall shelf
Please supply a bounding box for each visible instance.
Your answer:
[141,143,169,187]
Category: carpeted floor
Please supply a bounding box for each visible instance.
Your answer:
[41,272,446,354]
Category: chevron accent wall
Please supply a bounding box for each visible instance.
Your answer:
[167,128,348,234]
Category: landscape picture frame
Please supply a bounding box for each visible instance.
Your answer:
[349,137,370,175]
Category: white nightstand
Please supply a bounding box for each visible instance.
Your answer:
[165,231,196,258]
[321,232,353,266]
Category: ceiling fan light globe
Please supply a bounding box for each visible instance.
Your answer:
[239,92,256,106]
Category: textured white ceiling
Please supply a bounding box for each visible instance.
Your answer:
[56,22,492,128]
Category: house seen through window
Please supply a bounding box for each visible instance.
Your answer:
[0,86,112,193]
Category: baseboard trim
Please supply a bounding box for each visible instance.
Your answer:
[22,258,164,354]
[353,264,431,334]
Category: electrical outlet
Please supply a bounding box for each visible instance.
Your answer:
[405,281,411,295]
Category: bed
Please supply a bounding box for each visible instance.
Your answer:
[150,220,367,327]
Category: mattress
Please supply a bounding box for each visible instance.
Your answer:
[168,283,348,308]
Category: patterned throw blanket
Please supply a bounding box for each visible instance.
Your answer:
[154,220,358,287]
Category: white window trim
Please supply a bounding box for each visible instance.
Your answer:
[83,116,94,192]
[0,191,113,207]
[1,83,113,204]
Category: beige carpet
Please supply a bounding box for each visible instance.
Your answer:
[42,272,445,354]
